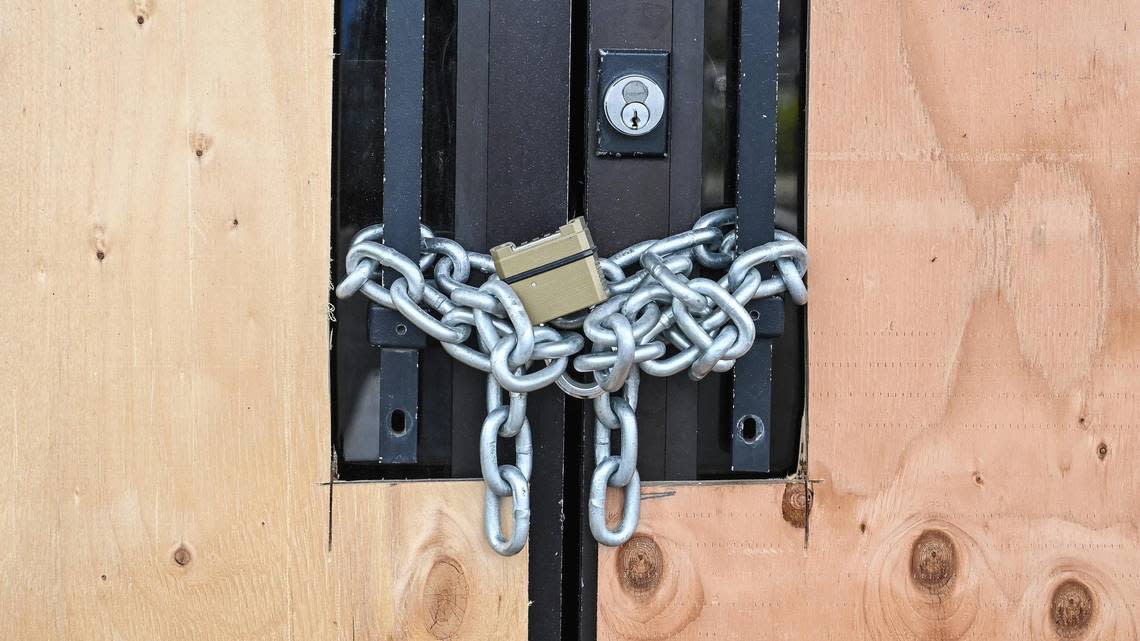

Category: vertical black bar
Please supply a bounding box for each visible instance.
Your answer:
[664,0,705,481]
[579,6,670,640]
[585,0,672,481]
[488,4,571,238]
[767,0,808,477]
[454,0,488,253]
[584,1,672,257]
[730,0,780,473]
[334,1,385,466]
[485,2,571,639]
[568,2,591,638]
[373,0,426,464]
[450,0,490,478]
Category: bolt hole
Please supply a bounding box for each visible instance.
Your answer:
[738,415,763,444]
[389,409,409,435]
[395,323,408,336]
[749,309,760,321]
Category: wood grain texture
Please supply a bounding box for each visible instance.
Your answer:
[332,482,527,641]
[0,2,525,639]
[598,1,1140,639]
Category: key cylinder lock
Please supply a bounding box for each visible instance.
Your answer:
[604,74,665,136]
[596,49,669,156]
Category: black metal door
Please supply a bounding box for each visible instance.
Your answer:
[331,1,806,639]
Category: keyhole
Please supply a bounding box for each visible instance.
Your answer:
[619,101,649,133]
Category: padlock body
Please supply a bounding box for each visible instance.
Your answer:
[491,218,609,324]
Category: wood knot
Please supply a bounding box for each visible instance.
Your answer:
[92,224,108,262]
[617,535,663,595]
[781,483,812,528]
[1051,579,1094,639]
[909,530,957,593]
[134,0,152,25]
[421,557,468,639]
[190,132,212,158]
[171,544,192,567]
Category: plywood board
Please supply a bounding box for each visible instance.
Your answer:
[332,482,528,641]
[599,0,1140,639]
[0,2,525,639]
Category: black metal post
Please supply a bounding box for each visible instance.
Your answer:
[363,0,427,465]
[730,0,781,473]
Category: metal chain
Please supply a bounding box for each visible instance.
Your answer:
[335,207,808,555]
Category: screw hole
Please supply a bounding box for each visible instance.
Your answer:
[749,309,760,321]
[738,415,763,444]
[389,409,409,435]
[395,323,408,336]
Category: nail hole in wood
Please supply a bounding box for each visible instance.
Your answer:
[1097,442,1108,460]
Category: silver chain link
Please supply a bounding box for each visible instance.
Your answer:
[335,207,808,555]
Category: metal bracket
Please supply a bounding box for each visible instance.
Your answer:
[730,0,782,474]
[368,305,426,348]
[343,0,426,465]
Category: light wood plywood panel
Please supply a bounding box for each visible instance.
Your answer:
[332,481,528,641]
[0,2,525,639]
[599,1,1140,639]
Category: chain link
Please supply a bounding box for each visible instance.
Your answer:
[335,207,808,556]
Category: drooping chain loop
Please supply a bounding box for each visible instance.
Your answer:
[335,208,808,556]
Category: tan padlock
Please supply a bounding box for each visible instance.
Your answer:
[490,217,609,324]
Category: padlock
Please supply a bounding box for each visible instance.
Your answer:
[490,218,609,324]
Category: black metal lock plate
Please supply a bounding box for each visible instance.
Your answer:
[596,49,669,157]
[368,304,427,348]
